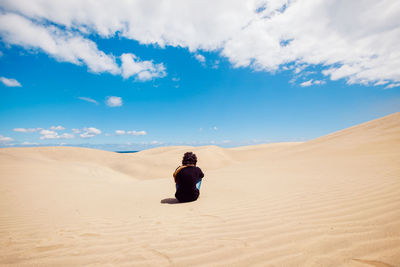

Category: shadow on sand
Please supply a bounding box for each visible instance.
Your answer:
[160,198,181,204]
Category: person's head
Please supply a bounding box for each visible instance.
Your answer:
[182,152,197,166]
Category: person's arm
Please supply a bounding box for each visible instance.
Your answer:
[173,166,187,183]
[173,166,180,182]
[198,167,204,179]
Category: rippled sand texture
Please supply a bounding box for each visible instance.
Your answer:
[1,112,399,266]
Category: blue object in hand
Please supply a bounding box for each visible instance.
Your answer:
[196,179,202,190]
[176,179,202,190]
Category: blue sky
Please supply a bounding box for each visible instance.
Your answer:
[0,1,399,150]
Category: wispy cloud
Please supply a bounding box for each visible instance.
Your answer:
[0,135,13,143]
[300,79,326,87]
[0,77,22,87]
[15,126,65,133]
[80,127,102,138]
[374,80,389,86]
[39,129,74,140]
[21,141,39,145]
[106,96,122,107]
[300,80,313,87]
[50,125,65,131]
[385,83,400,89]
[212,60,220,69]
[115,130,147,136]
[13,127,41,133]
[120,53,166,81]
[115,130,126,135]
[13,126,103,140]
[150,140,163,145]
[194,54,206,64]
[78,97,98,105]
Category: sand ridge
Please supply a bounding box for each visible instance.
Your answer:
[0,112,399,266]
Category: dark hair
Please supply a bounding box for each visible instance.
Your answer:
[182,152,197,165]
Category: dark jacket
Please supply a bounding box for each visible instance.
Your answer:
[175,166,204,202]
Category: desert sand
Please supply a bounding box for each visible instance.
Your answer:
[1,112,400,266]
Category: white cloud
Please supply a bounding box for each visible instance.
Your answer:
[194,54,206,63]
[15,126,65,135]
[172,77,180,82]
[212,60,220,69]
[0,13,120,75]
[120,53,166,81]
[294,66,304,74]
[385,83,400,89]
[39,129,55,139]
[313,80,325,85]
[39,129,74,140]
[80,127,101,138]
[106,96,122,107]
[78,97,98,104]
[13,126,103,140]
[127,130,146,136]
[213,126,218,131]
[60,134,74,139]
[79,133,94,138]
[1,0,399,86]
[115,130,147,136]
[300,79,326,87]
[84,127,101,135]
[0,135,13,143]
[0,13,166,82]
[57,133,74,139]
[300,80,313,87]
[220,1,400,86]
[374,80,389,86]
[0,0,253,50]
[13,127,41,132]
[50,125,65,131]
[21,141,39,145]
[115,130,126,135]
[0,77,21,87]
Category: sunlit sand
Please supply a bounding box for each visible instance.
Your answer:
[1,112,399,266]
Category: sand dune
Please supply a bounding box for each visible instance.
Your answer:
[1,112,400,266]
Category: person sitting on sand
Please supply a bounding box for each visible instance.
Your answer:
[173,152,204,202]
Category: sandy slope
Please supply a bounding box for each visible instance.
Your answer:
[1,112,399,266]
